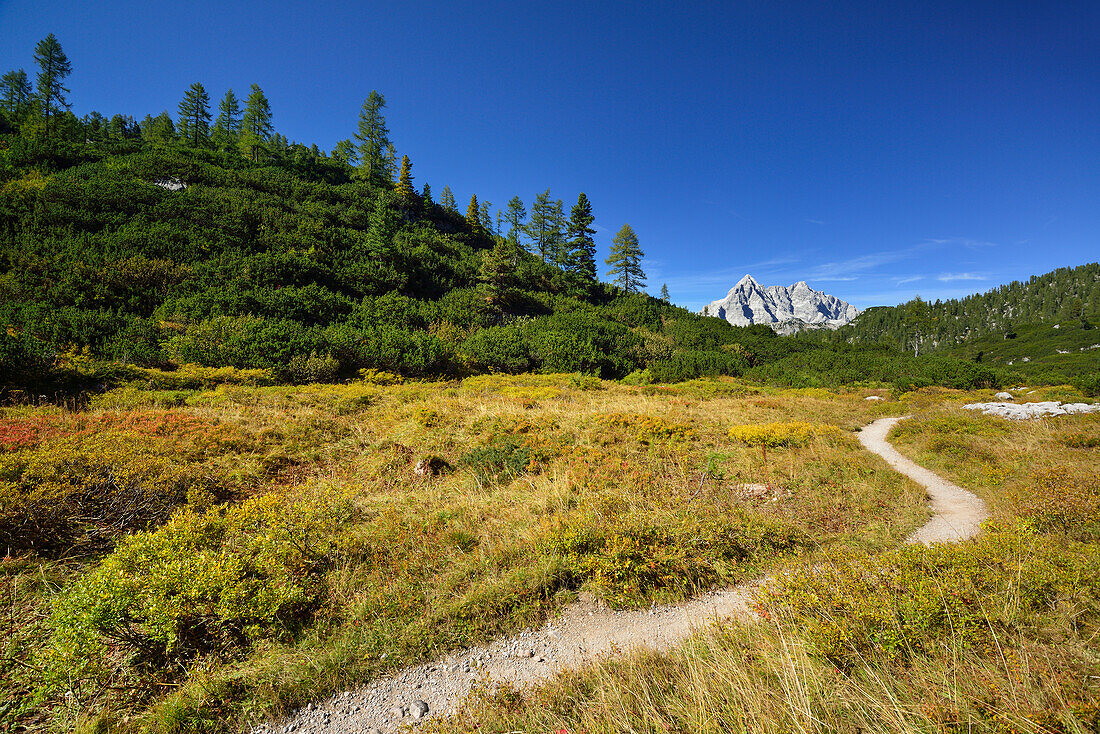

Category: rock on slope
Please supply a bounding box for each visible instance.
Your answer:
[702,274,860,332]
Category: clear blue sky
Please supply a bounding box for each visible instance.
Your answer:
[3,0,1097,310]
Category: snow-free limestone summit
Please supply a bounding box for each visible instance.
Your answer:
[702,275,860,333]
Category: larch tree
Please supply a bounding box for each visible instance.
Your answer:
[479,200,493,232]
[439,185,456,212]
[177,82,211,147]
[33,34,72,137]
[141,111,176,144]
[332,138,357,165]
[606,223,646,293]
[394,154,416,199]
[239,84,273,161]
[354,90,393,185]
[528,190,565,262]
[503,196,528,249]
[466,194,480,229]
[212,89,241,150]
[1,69,32,116]
[566,192,597,281]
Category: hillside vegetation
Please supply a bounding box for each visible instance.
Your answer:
[3,374,935,732]
[437,402,1100,734]
[2,35,1067,397]
[827,263,1100,389]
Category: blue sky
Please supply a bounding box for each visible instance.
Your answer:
[3,0,1097,310]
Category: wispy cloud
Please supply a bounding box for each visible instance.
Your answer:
[805,218,825,225]
[924,237,997,250]
[894,275,924,285]
[937,272,986,282]
[805,249,914,281]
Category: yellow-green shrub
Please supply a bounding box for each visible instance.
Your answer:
[0,412,254,554]
[1012,466,1100,540]
[549,513,803,606]
[135,363,276,389]
[758,526,1100,669]
[45,486,356,688]
[357,368,403,385]
[727,421,840,447]
[594,413,694,443]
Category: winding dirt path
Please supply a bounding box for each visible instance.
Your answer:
[857,416,988,544]
[269,417,988,734]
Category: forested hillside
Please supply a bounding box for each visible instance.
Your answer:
[1,34,1090,395]
[837,263,1098,351]
[817,263,1099,386]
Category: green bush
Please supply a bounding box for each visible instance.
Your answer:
[460,325,532,374]
[649,349,745,383]
[45,487,355,687]
[758,526,1100,668]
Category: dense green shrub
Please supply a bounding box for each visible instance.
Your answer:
[460,325,532,374]
[649,349,745,383]
[45,487,355,685]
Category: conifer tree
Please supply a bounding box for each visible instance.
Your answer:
[479,238,524,312]
[239,84,273,161]
[0,69,32,116]
[421,183,433,204]
[394,154,416,199]
[354,91,393,185]
[547,199,568,268]
[503,196,528,249]
[660,284,670,301]
[479,201,493,232]
[332,138,357,165]
[440,185,456,212]
[606,223,646,293]
[527,190,565,262]
[177,82,211,147]
[33,34,72,137]
[565,192,597,281]
[212,89,241,149]
[141,111,177,143]
[466,194,480,229]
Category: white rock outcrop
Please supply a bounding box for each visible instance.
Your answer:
[702,275,859,331]
[962,401,1100,420]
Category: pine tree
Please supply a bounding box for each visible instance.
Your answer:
[466,194,480,229]
[0,69,32,116]
[605,223,646,293]
[177,82,211,147]
[660,284,670,302]
[354,90,393,185]
[503,196,528,249]
[440,185,456,212]
[239,84,273,161]
[394,154,416,199]
[421,183,433,204]
[565,192,597,281]
[212,89,241,150]
[33,34,72,137]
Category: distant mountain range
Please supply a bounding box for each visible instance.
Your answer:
[701,275,860,333]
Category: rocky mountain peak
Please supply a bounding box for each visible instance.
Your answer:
[701,276,860,333]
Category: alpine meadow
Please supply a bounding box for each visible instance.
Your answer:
[2,13,1099,734]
